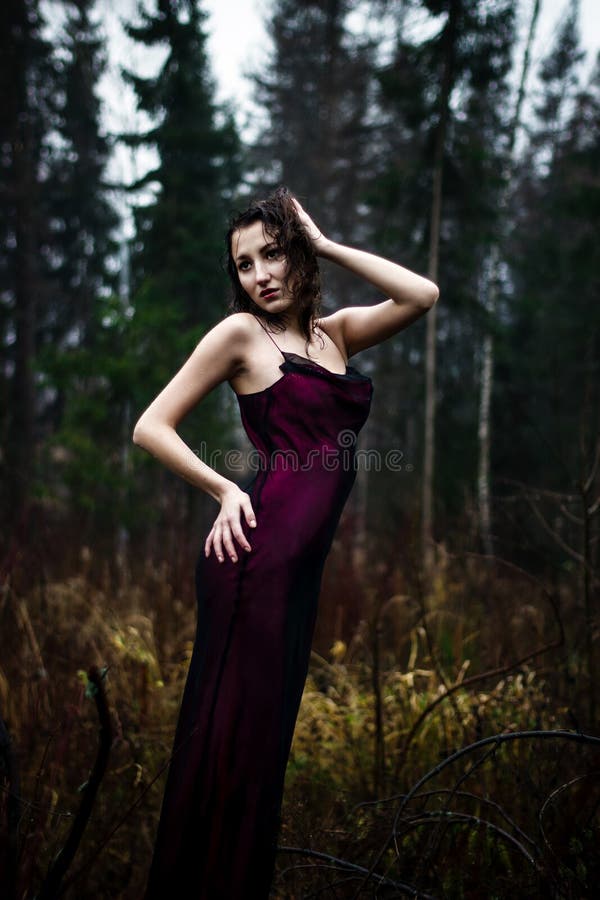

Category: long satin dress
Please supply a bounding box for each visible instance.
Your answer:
[146,317,373,899]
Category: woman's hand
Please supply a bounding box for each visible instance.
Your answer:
[204,483,257,563]
[292,198,329,254]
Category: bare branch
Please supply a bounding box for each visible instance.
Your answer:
[0,715,20,900]
[583,435,600,494]
[277,845,434,897]
[36,666,112,900]
[354,730,600,898]
[392,551,565,780]
[524,493,586,565]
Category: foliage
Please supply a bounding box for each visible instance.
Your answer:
[1,546,598,898]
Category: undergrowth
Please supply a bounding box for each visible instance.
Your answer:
[0,549,598,899]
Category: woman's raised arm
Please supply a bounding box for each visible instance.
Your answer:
[293,198,439,358]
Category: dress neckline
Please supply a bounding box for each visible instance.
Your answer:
[280,350,347,377]
[233,353,371,399]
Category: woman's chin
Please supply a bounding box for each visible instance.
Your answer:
[255,295,295,316]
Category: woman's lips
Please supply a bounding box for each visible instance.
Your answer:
[260,288,279,299]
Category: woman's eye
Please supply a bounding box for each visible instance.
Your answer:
[266,248,282,259]
[238,261,251,272]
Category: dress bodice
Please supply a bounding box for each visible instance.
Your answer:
[235,351,373,474]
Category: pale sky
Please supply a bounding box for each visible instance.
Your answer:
[69,0,599,233]
[199,0,599,109]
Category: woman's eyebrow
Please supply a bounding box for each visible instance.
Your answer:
[235,242,276,262]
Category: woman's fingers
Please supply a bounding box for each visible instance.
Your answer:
[243,498,257,530]
[230,518,251,554]
[205,492,258,564]
[221,523,238,563]
[211,526,225,563]
[292,198,323,244]
[204,528,214,558]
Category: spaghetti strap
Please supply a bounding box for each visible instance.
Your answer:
[253,314,285,361]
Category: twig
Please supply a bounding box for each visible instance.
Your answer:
[36,666,112,900]
[537,771,600,868]
[392,550,565,779]
[410,744,498,881]
[353,730,600,898]
[395,810,539,870]
[411,787,536,849]
[0,714,20,900]
[278,845,436,898]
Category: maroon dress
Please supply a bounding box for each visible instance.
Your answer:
[146,317,373,898]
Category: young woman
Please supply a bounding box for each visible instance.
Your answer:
[133,187,438,898]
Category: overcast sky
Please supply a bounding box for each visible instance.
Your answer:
[74,0,599,230]
[200,0,599,110]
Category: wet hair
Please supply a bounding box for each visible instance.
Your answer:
[225,186,322,348]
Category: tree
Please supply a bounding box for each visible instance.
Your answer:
[38,0,119,438]
[373,0,518,567]
[121,0,241,560]
[500,7,599,723]
[0,0,58,528]
[476,0,541,557]
[41,0,119,360]
[250,0,378,303]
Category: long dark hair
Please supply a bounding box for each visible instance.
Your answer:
[225,186,322,348]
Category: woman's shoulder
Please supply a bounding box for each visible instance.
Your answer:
[202,312,270,370]
[207,311,259,343]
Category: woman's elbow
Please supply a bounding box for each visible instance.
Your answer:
[427,279,440,304]
[421,280,439,308]
[132,417,150,448]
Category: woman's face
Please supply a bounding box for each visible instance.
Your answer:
[231,220,294,314]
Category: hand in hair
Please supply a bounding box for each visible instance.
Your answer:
[291,197,326,252]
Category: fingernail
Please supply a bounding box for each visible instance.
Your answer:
[231,556,237,563]
[218,555,223,563]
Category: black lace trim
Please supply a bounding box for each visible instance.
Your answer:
[280,352,371,383]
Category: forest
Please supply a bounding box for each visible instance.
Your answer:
[1,0,599,896]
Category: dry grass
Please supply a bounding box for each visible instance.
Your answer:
[0,544,597,898]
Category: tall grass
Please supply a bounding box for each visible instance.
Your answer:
[0,541,597,898]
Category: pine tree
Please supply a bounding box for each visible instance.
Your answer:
[499,5,590,490]
[27,0,133,551]
[250,0,377,303]
[123,0,240,382]
[39,0,120,432]
[121,0,241,561]
[500,6,600,723]
[0,0,58,526]
[43,0,119,350]
[369,0,518,558]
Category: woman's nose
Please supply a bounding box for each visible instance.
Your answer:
[255,262,270,283]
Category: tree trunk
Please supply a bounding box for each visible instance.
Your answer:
[422,0,460,575]
[5,0,39,526]
[477,0,541,556]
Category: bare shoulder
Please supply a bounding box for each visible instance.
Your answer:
[207,311,257,343]
[132,313,261,433]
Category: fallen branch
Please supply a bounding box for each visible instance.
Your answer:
[36,666,112,900]
[355,729,600,898]
[277,844,436,898]
[0,714,21,900]
[393,551,565,779]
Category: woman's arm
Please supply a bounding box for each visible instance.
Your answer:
[293,199,439,358]
[132,314,257,563]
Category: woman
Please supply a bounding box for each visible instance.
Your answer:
[133,187,438,898]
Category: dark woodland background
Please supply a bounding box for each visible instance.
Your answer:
[1,0,599,897]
